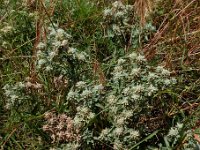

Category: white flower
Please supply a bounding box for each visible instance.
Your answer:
[52,41,61,47]
[49,51,57,60]
[117,58,126,65]
[112,1,124,9]
[136,54,146,62]
[112,24,121,33]
[100,128,109,138]
[128,52,137,60]
[75,81,86,88]
[81,89,92,98]
[164,79,171,85]
[168,127,179,137]
[103,9,112,16]
[156,66,164,73]
[67,91,76,99]
[123,87,130,95]
[37,59,46,66]
[176,123,183,129]
[1,26,13,33]
[129,130,140,139]
[148,85,158,96]
[132,85,144,93]
[45,66,53,71]
[116,117,125,126]
[76,53,86,61]
[93,84,104,91]
[61,39,68,46]
[107,95,117,104]
[131,93,140,100]
[36,42,46,50]
[88,112,95,119]
[68,47,76,54]
[114,66,123,72]
[56,28,65,40]
[130,68,141,76]
[161,69,170,76]
[123,110,133,118]
[114,127,123,136]
[148,72,158,80]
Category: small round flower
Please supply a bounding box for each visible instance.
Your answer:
[168,127,179,137]
[61,39,68,46]
[123,110,133,118]
[103,8,112,17]
[132,85,144,93]
[37,59,46,66]
[67,91,76,99]
[136,54,146,62]
[80,89,92,98]
[68,47,76,54]
[36,42,46,50]
[100,128,109,138]
[116,117,125,126]
[75,81,86,88]
[130,68,141,76]
[117,58,126,65]
[107,95,117,104]
[123,87,130,95]
[76,53,86,61]
[93,84,104,91]
[161,69,171,76]
[129,130,140,139]
[114,127,124,136]
[128,52,137,60]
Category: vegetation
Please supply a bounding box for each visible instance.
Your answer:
[0,0,200,149]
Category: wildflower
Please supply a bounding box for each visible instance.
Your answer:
[129,130,140,139]
[75,81,86,88]
[122,110,133,118]
[68,47,77,54]
[128,52,137,60]
[116,117,125,126]
[56,28,65,40]
[36,42,46,50]
[45,66,53,71]
[107,95,117,104]
[161,69,170,76]
[117,58,126,65]
[67,91,76,99]
[168,127,179,137]
[80,89,92,98]
[93,84,104,91]
[103,9,112,16]
[132,85,144,93]
[61,39,68,46]
[112,24,121,33]
[130,68,141,76]
[37,59,46,66]
[114,127,124,136]
[76,53,86,61]
[148,84,158,96]
[100,128,109,138]
[136,54,146,62]
[123,87,130,95]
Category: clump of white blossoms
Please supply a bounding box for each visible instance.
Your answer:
[36,25,88,76]
[95,50,176,149]
[103,1,134,36]
[103,1,156,48]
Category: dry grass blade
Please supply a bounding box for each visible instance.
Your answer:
[134,0,153,26]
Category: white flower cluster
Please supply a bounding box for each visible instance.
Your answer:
[36,25,87,73]
[2,79,43,110]
[96,51,176,149]
[103,1,134,36]
[3,82,26,109]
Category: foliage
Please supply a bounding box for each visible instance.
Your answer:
[0,0,200,149]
